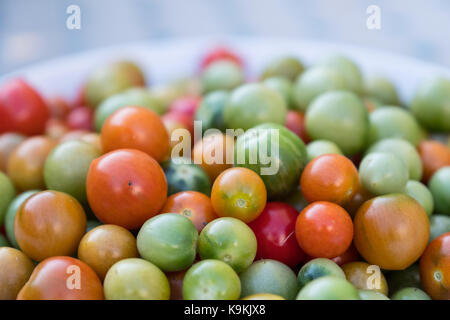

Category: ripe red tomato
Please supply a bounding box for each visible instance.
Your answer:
[248,202,305,268]
[200,46,243,70]
[418,140,450,182]
[168,96,201,118]
[0,79,50,135]
[300,154,359,205]
[66,106,94,131]
[420,232,450,300]
[295,201,353,258]
[17,256,104,300]
[86,149,167,230]
[285,110,310,143]
[101,106,169,162]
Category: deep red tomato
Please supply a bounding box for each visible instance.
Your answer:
[248,202,305,268]
[420,232,450,300]
[0,78,50,135]
[86,149,167,230]
[199,46,243,70]
[66,106,94,131]
[295,201,353,258]
[168,96,201,119]
[285,110,310,143]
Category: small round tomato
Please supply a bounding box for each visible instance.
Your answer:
[391,287,431,300]
[0,247,34,300]
[59,129,90,143]
[341,261,388,295]
[295,201,353,258]
[46,96,71,119]
[86,149,167,230]
[0,79,50,135]
[331,243,360,266]
[296,276,360,300]
[285,110,310,143]
[211,167,267,223]
[199,46,243,71]
[418,140,450,182]
[78,224,139,280]
[168,96,200,118]
[300,154,359,205]
[248,202,305,268]
[66,105,94,131]
[162,110,194,136]
[343,184,373,218]
[45,118,69,140]
[161,191,217,232]
[354,194,429,270]
[17,256,103,300]
[162,160,211,196]
[14,190,87,261]
[420,232,450,300]
[297,258,346,289]
[7,136,57,191]
[0,133,26,172]
[101,106,169,162]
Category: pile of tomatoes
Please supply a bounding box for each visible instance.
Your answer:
[0,46,450,300]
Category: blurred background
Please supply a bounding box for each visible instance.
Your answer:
[1,0,449,74]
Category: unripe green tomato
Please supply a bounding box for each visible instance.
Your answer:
[428,166,450,215]
[404,180,434,216]
[0,172,15,227]
[320,55,364,94]
[429,215,450,242]
[261,56,304,82]
[297,258,346,289]
[391,287,431,300]
[202,60,244,93]
[263,77,295,109]
[296,276,360,300]
[358,290,390,300]
[194,90,228,132]
[306,140,343,162]
[365,76,400,105]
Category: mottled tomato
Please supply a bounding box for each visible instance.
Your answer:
[66,105,94,131]
[211,167,267,223]
[0,79,50,135]
[0,133,25,172]
[7,136,57,191]
[248,202,305,268]
[200,46,243,70]
[285,110,310,143]
[420,232,450,300]
[168,96,200,118]
[17,256,103,300]
[192,133,234,181]
[295,201,353,258]
[354,194,429,270]
[86,149,167,230]
[14,190,87,261]
[0,247,34,300]
[101,106,169,162]
[161,191,217,232]
[300,154,359,205]
[331,243,360,266]
[418,140,450,182]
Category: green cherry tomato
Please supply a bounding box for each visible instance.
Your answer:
[137,213,198,272]
[391,287,431,300]
[386,264,422,294]
[198,217,257,273]
[239,259,299,300]
[263,77,295,109]
[297,258,346,289]
[306,140,343,162]
[202,60,244,93]
[429,167,450,215]
[404,180,434,216]
[319,55,363,94]
[162,159,211,196]
[182,259,241,300]
[305,90,369,155]
[261,56,304,82]
[44,140,101,204]
[224,83,287,130]
[296,276,360,300]
[429,215,450,242]
[0,172,15,227]
[365,76,400,105]
[103,258,170,300]
[358,290,390,300]
[194,90,228,132]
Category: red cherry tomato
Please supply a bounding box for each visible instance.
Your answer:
[248,202,305,268]
[285,110,310,143]
[168,96,201,119]
[200,46,243,70]
[0,79,49,135]
[295,201,353,258]
[66,106,94,131]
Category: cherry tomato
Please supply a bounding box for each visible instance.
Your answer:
[45,118,69,140]
[248,202,305,268]
[59,129,90,143]
[331,243,360,266]
[295,201,353,258]
[14,190,87,261]
[0,79,50,135]
[0,133,25,172]
[86,149,167,230]
[161,191,217,232]
[46,96,71,119]
[300,154,359,205]
[285,110,310,143]
[200,46,243,71]
[162,110,194,136]
[66,105,94,131]
[420,232,450,300]
[418,140,450,182]
[0,247,34,300]
[17,256,103,300]
[168,96,200,118]
[211,167,267,223]
[343,184,373,218]
[341,261,388,295]
[101,106,169,162]
[354,194,429,270]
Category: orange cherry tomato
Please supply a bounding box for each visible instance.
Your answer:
[211,167,267,223]
[420,232,450,300]
[0,247,35,300]
[418,140,450,182]
[86,149,167,230]
[300,154,359,205]
[17,256,104,300]
[101,106,169,162]
[285,110,310,143]
[295,201,353,258]
[192,133,234,182]
[14,190,87,261]
[161,191,218,232]
[0,133,25,172]
[7,136,57,191]
[354,194,429,270]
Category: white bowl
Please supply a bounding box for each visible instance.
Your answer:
[2,36,450,102]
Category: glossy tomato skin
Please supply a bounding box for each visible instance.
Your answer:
[161,191,217,232]
[295,201,353,258]
[0,79,50,135]
[17,256,104,300]
[86,149,167,230]
[0,247,34,300]
[66,105,94,131]
[420,232,450,300]
[101,106,169,162]
[300,154,359,205]
[418,140,450,182]
[248,202,305,268]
